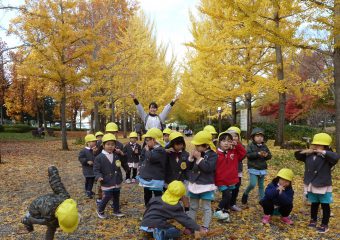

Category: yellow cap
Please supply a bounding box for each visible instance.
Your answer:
[102,133,116,143]
[311,133,332,146]
[191,130,216,152]
[95,131,104,137]
[161,180,186,205]
[55,199,79,233]
[84,134,97,143]
[144,128,165,147]
[163,128,172,135]
[203,125,217,135]
[277,168,294,182]
[105,122,118,132]
[227,126,241,136]
[129,132,138,138]
[169,132,183,142]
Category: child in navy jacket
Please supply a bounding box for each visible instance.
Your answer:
[260,168,294,225]
[78,134,97,198]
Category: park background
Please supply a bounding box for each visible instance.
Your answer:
[0,0,340,239]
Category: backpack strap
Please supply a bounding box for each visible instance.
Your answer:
[144,114,164,131]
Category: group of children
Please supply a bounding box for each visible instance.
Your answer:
[77,122,339,239]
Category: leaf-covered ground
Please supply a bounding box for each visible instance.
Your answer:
[0,138,339,239]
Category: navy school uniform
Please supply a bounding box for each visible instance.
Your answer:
[78,147,95,196]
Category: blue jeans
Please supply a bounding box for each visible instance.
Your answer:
[153,227,181,240]
[244,174,265,200]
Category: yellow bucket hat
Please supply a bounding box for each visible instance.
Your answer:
[191,130,216,152]
[162,180,186,205]
[55,199,79,233]
[144,128,165,147]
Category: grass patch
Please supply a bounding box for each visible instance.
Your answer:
[0,132,56,141]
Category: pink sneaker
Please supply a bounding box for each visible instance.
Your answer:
[262,215,271,224]
[281,216,294,225]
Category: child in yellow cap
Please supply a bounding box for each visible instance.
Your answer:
[79,134,97,198]
[22,166,79,239]
[260,168,294,225]
[140,181,206,239]
[295,133,339,233]
[123,132,141,183]
[94,133,125,218]
[187,130,218,233]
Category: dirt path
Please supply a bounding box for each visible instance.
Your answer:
[0,140,339,239]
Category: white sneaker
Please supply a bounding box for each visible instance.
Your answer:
[230,205,242,212]
[213,210,230,221]
[126,179,131,184]
[131,178,136,183]
[96,209,106,219]
[113,212,125,217]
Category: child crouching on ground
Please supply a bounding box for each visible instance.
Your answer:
[140,181,206,240]
[295,133,339,233]
[260,168,294,225]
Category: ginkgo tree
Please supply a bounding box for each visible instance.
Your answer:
[10,0,94,150]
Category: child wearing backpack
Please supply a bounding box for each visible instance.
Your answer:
[187,130,217,233]
[78,134,97,198]
[260,168,294,225]
[123,132,141,184]
[242,128,272,204]
[295,133,339,233]
[214,130,246,222]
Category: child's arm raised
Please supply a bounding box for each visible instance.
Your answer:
[195,152,217,173]
[294,150,308,162]
[246,143,259,160]
[317,150,339,166]
[234,142,246,161]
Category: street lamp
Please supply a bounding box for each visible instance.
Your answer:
[217,106,222,133]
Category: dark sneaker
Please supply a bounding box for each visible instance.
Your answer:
[241,194,248,204]
[21,216,34,232]
[308,220,317,228]
[317,224,329,233]
[96,209,106,219]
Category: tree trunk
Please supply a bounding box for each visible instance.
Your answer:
[274,9,285,146]
[111,97,115,122]
[71,107,77,131]
[60,84,68,150]
[245,93,252,139]
[0,105,3,125]
[90,111,94,133]
[231,99,237,125]
[94,101,99,132]
[42,100,46,129]
[123,98,127,138]
[334,0,340,153]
